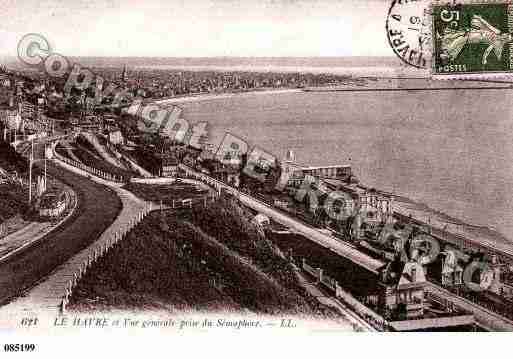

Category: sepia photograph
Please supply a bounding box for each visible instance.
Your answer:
[1,0,513,356]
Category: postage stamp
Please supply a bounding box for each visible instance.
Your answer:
[432,0,513,77]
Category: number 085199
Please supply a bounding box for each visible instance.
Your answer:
[4,344,36,352]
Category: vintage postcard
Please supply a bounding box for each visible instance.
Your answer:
[0,0,512,357]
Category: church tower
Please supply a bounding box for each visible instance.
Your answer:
[121,64,128,82]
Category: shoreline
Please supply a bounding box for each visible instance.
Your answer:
[148,88,512,248]
[150,77,513,108]
[153,88,303,105]
[133,64,405,76]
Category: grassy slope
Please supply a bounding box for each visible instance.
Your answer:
[0,141,28,175]
[0,142,28,222]
[0,183,27,223]
[68,199,338,318]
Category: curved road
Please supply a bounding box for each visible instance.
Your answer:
[0,160,122,306]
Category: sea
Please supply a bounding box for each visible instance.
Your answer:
[166,86,513,243]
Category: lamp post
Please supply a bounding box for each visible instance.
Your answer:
[28,140,52,204]
[28,138,33,204]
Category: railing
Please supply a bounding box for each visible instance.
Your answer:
[321,272,338,292]
[301,257,389,331]
[54,149,127,183]
[301,258,318,278]
[60,203,153,313]
[154,195,219,211]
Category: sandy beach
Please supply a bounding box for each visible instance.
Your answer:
[153,88,303,106]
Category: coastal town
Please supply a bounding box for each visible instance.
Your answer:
[1,61,513,333]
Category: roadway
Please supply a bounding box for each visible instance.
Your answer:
[179,164,384,274]
[425,283,513,331]
[0,157,149,322]
[0,156,122,306]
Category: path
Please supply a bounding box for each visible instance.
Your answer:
[0,157,149,326]
[426,283,513,331]
[294,270,376,332]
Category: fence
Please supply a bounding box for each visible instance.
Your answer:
[0,222,6,238]
[60,202,153,313]
[301,257,389,331]
[321,272,338,292]
[428,283,513,323]
[54,150,127,183]
[178,164,224,194]
[171,195,218,209]
[301,258,318,278]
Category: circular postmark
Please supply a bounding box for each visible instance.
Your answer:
[386,0,431,69]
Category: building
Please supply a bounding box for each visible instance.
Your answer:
[379,258,426,320]
[252,213,270,227]
[300,165,352,181]
[279,160,303,188]
[160,155,179,177]
[351,191,394,241]
[121,64,128,82]
[212,164,240,187]
[440,250,464,286]
[108,129,124,145]
[39,190,67,218]
[482,255,506,296]
[0,109,21,130]
[226,170,240,187]
[277,151,354,189]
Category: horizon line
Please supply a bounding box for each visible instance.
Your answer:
[0,55,398,60]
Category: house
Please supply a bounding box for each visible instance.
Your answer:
[226,169,240,187]
[441,250,464,286]
[274,198,291,209]
[300,164,352,181]
[481,255,505,295]
[108,128,124,145]
[252,213,270,227]
[379,258,426,320]
[208,161,240,187]
[160,155,179,177]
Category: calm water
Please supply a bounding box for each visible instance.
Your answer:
[174,89,513,239]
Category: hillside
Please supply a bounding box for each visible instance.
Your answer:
[68,199,339,318]
[0,141,28,223]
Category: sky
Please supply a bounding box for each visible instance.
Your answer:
[0,0,394,57]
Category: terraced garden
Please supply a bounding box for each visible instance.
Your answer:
[55,141,135,179]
